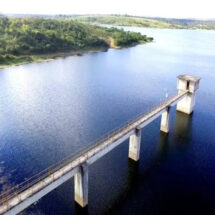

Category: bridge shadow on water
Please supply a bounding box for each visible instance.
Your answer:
[98,111,196,215]
[95,132,169,214]
[23,112,200,215]
[71,112,214,215]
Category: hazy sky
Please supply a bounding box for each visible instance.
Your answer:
[1,0,214,19]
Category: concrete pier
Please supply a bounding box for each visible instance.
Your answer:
[129,128,141,161]
[74,164,88,207]
[176,75,200,114]
[160,106,171,133]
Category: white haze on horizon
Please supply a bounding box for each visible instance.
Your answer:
[0,0,215,20]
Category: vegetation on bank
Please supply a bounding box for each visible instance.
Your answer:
[71,15,215,30]
[0,16,153,67]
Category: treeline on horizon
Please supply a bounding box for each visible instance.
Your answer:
[0,16,153,65]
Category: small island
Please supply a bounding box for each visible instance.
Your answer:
[0,16,153,68]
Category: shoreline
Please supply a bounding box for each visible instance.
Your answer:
[0,40,150,69]
[0,47,109,69]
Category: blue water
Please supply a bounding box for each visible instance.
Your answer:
[0,27,215,214]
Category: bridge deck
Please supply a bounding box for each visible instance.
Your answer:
[0,91,188,214]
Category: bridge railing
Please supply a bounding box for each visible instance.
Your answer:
[0,92,185,206]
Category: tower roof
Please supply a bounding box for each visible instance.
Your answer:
[178,74,201,82]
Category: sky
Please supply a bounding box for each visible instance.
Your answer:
[0,0,214,19]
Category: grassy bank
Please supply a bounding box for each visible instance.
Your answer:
[0,47,108,69]
[0,55,45,69]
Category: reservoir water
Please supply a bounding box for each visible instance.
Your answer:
[0,27,215,214]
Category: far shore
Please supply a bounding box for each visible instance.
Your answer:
[0,39,149,69]
[0,47,109,69]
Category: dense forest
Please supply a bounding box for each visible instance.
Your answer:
[0,16,153,67]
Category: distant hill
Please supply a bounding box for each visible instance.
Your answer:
[154,17,215,30]
[71,15,215,30]
[3,14,215,30]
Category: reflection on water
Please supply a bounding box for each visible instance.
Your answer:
[99,115,195,215]
[75,204,88,215]
[100,159,139,215]
[141,130,170,177]
[172,111,193,147]
[174,111,193,138]
[127,159,139,187]
[101,132,171,215]
[156,132,169,162]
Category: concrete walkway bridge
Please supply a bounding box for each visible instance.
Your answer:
[0,75,200,215]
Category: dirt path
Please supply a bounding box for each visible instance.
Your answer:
[108,37,118,48]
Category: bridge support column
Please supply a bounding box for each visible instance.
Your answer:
[74,164,88,207]
[129,128,141,161]
[160,106,170,133]
[176,75,200,114]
